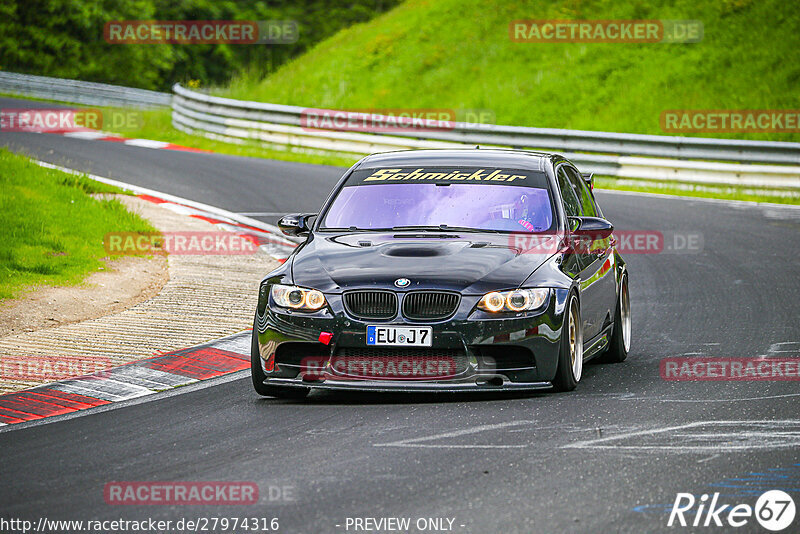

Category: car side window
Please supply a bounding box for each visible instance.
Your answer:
[565,166,600,218]
[556,167,582,217]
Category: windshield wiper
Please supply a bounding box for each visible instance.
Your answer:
[391,225,502,234]
[319,226,391,232]
[391,225,451,231]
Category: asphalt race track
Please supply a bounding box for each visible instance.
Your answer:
[1,100,799,533]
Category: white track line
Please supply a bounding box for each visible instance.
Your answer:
[374,421,535,449]
[62,131,107,140]
[123,139,171,149]
[563,420,800,452]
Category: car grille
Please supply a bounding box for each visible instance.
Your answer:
[332,348,468,379]
[343,291,397,320]
[402,292,460,320]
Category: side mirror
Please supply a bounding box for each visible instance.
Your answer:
[581,172,594,190]
[567,216,613,240]
[278,213,316,237]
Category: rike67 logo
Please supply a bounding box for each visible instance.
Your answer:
[669,490,796,531]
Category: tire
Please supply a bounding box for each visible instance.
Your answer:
[552,293,583,392]
[602,273,630,363]
[251,322,310,399]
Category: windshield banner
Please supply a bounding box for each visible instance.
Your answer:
[346,167,548,187]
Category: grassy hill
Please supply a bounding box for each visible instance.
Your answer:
[219,0,800,141]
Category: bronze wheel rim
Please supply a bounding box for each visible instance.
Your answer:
[568,297,583,381]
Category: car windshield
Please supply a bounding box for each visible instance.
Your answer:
[320,182,555,233]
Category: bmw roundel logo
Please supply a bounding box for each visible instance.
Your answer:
[394,278,411,288]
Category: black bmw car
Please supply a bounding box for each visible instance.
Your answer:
[251,149,630,397]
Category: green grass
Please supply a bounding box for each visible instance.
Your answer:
[10,0,799,209]
[218,0,800,142]
[0,149,157,301]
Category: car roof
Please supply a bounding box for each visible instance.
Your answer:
[355,149,561,173]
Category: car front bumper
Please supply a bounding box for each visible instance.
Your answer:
[254,288,570,392]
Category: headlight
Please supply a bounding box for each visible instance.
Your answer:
[271,284,327,311]
[477,288,548,313]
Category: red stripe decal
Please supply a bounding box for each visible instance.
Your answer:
[0,405,40,421]
[0,341,248,426]
[0,387,110,424]
[144,347,249,380]
[0,406,41,421]
[190,214,225,225]
[190,216,285,239]
[14,392,83,411]
[30,388,109,407]
[234,223,276,235]
[24,391,102,410]
[164,144,212,153]
[0,396,78,418]
[0,412,28,424]
[137,194,169,204]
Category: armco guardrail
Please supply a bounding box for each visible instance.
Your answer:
[0,72,170,108]
[1,72,797,188]
[172,83,800,189]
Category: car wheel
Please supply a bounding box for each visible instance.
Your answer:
[251,320,310,399]
[602,273,630,363]
[552,293,583,392]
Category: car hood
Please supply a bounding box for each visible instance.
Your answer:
[290,232,555,294]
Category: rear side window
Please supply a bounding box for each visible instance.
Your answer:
[556,167,581,217]
[565,166,600,217]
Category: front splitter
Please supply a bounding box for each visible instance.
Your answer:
[263,376,553,393]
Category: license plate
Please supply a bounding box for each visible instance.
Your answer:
[366,326,432,347]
